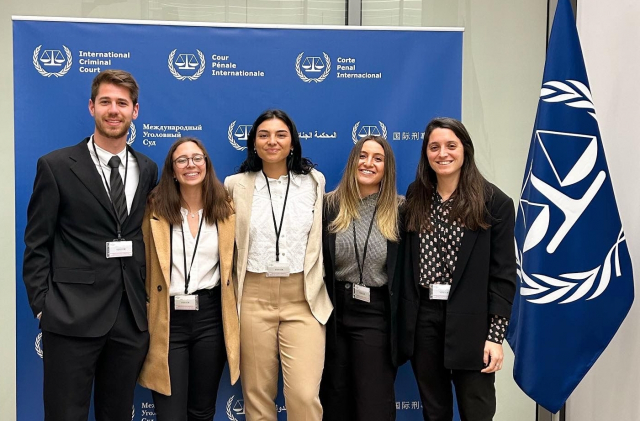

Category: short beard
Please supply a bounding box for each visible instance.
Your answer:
[95,119,130,140]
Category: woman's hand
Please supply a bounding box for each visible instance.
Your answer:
[480,341,504,373]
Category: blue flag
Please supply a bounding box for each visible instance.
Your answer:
[506,0,634,413]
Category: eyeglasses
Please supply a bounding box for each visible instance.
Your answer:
[173,154,206,168]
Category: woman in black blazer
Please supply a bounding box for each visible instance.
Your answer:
[319,135,406,421]
[402,117,516,421]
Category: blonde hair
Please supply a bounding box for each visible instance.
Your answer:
[326,135,400,242]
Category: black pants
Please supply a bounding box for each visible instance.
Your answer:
[320,283,397,421]
[411,292,495,421]
[152,287,227,421]
[42,292,149,421]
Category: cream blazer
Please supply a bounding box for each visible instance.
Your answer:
[138,207,240,395]
[224,169,333,324]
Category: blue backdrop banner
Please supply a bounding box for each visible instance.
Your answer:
[14,17,463,421]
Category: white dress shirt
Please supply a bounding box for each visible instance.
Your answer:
[87,136,139,213]
[170,208,220,296]
[247,172,317,274]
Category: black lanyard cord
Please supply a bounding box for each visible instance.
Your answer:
[263,171,291,262]
[434,198,453,283]
[91,136,129,238]
[352,206,378,286]
[179,214,204,295]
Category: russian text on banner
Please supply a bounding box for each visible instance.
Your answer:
[506,0,634,413]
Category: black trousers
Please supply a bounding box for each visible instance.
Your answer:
[320,283,397,421]
[411,292,496,421]
[152,286,227,421]
[42,292,149,421]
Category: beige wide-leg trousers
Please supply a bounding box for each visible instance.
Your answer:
[240,271,325,421]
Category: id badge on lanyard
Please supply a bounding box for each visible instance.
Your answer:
[352,206,378,303]
[266,261,290,278]
[263,171,291,278]
[352,283,371,302]
[106,239,133,258]
[429,284,451,300]
[175,295,199,310]
[93,137,132,259]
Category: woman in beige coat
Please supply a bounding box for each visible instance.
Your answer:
[224,110,332,421]
[138,137,239,421]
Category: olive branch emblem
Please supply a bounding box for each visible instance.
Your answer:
[541,80,596,120]
[226,395,241,421]
[295,52,331,83]
[35,332,43,358]
[127,123,136,145]
[352,121,387,144]
[228,121,248,151]
[33,45,72,77]
[168,49,206,81]
[517,228,626,304]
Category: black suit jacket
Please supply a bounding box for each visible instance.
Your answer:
[400,182,516,370]
[322,198,410,367]
[23,138,158,338]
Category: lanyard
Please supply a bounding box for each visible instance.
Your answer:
[91,136,129,239]
[434,196,454,283]
[180,214,204,295]
[352,206,378,286]
[263,171,291,262]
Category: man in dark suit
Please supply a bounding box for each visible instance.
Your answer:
[23,69,158,421]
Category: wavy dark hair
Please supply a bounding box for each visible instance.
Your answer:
[406,117,490,232]
[148,137,233,226]
[237,109,315,174]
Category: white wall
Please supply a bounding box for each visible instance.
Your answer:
[568,1,640,419]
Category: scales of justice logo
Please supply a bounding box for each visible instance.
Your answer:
[352,121,387,144]
[228,121,251,151]
[33,45,72,77]
[295,52,331,83]
[226,395,245,421]
[516,79,627,305]
[168,49,206,81]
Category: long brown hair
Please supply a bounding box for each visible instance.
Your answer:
[148,137,233,225]
[326,135,401,242]
[406,117,490,232]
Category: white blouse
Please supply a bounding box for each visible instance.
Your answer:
[247,172,317,274]
[169,208,220,296]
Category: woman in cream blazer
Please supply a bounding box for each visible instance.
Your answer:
[225,109,332,421]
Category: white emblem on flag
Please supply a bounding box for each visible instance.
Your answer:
[517,122,626,304]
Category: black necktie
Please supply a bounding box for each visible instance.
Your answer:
[107,155,128,224]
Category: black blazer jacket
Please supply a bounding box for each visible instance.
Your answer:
[322,197,410,367]
[23,138,158,338]
[400,181,516,370]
